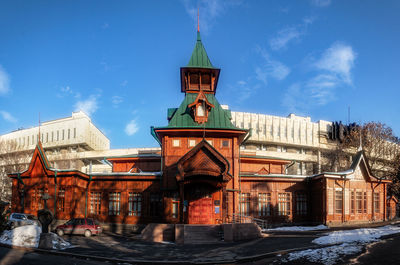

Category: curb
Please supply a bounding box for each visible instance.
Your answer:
[2,230,400,264]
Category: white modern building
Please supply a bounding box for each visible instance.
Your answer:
[229,110,335,175]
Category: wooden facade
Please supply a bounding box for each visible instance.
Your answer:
[8,30,395,227]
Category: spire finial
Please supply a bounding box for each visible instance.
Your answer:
[38,112,41,144]
[197,6,200,32]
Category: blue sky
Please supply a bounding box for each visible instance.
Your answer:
[0,0,399,148]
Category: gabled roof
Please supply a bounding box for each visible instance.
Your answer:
[187,32,216,69]
[161,93,245,130]
[311,150,390,183]
[176,139,232,183]
[19,142,53,177]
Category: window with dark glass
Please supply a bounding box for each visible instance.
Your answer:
[150,193,162,217]
[356,192,363,213]
[172,194,179,218]
[335,190,343,214]
[351,191,355,213]
[128,192,142,216]
[278,193,291,216]
[296,193,307,215]
[240,193,251,216]
[258,193,271,216]
[363,192,367,213]
[108,192,120,215]
[374,193,380,213]
[90,192,101,215]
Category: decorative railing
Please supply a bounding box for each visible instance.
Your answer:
[227,213,268,229]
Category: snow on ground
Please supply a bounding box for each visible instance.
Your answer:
[285,243,362,265]
[283,225,400,265]
[313,225,400,245]
[263,224,328,232]
[49,232,72,250]
[0,225,41,248]
[0,225,71,249]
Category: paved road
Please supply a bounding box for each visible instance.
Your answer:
[343,235,400,265]
[0,246,108,265]
[244,235,400,265]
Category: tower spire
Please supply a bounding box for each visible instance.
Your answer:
[197,6,200,32]
[38,112,41,144]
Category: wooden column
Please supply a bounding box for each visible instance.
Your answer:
[179,182,184,224]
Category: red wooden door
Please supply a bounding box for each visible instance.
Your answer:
[188,197,213,224]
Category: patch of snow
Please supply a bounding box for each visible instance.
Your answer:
[313,225,400,245]
[0,225,72,250]
[264,224,328,232]
[285,243,362,265]
[0,225,41,248]
[283,225,400,265]
[49,232,72,250]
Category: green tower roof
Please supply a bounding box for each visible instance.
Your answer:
[187,32,216,69]
[162,93,245,130]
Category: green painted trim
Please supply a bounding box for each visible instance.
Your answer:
[37,144,50,169]
[85,174,92,218]
[54,171,57,216]
[150,126,162,146]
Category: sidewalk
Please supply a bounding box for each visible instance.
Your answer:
[57,232,320,264]
[57,219,400,264]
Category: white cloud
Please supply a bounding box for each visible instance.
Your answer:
[310,0,331,7]
[0,65,10,95]
[182,0,242,33]
[269,17,314,50]
[112,96,123,107]
[120,80,128,87]
[0,110,17,123]
[255,48,290,84]
[74,95,99,116]
[270,27,302,51]
[281,43,356,112]
[125,119,139,136]
[315,42,356,84]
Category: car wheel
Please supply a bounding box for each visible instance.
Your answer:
[9,222,15,229]
[84,229,92,237]
[57,229,64,237]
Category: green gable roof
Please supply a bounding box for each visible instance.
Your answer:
[163,93,244,130]
[187,32,216,69]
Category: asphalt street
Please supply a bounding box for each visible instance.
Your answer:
[244,234,400,265]
[0,246,108,265]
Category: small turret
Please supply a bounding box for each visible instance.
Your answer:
[180,30,220,94]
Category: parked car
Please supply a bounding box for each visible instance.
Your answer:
[8,213,39,229]
[55,218,102,237]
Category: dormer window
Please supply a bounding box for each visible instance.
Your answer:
[197,105,205,117]
[188,91,214,124]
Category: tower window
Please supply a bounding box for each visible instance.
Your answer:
[189,74,199,84]
[197,105,205,117]
[172,139,180,147]
[222,140,229,147]
[188,139,196,147]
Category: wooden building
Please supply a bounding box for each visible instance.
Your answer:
[8,30,393,227]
